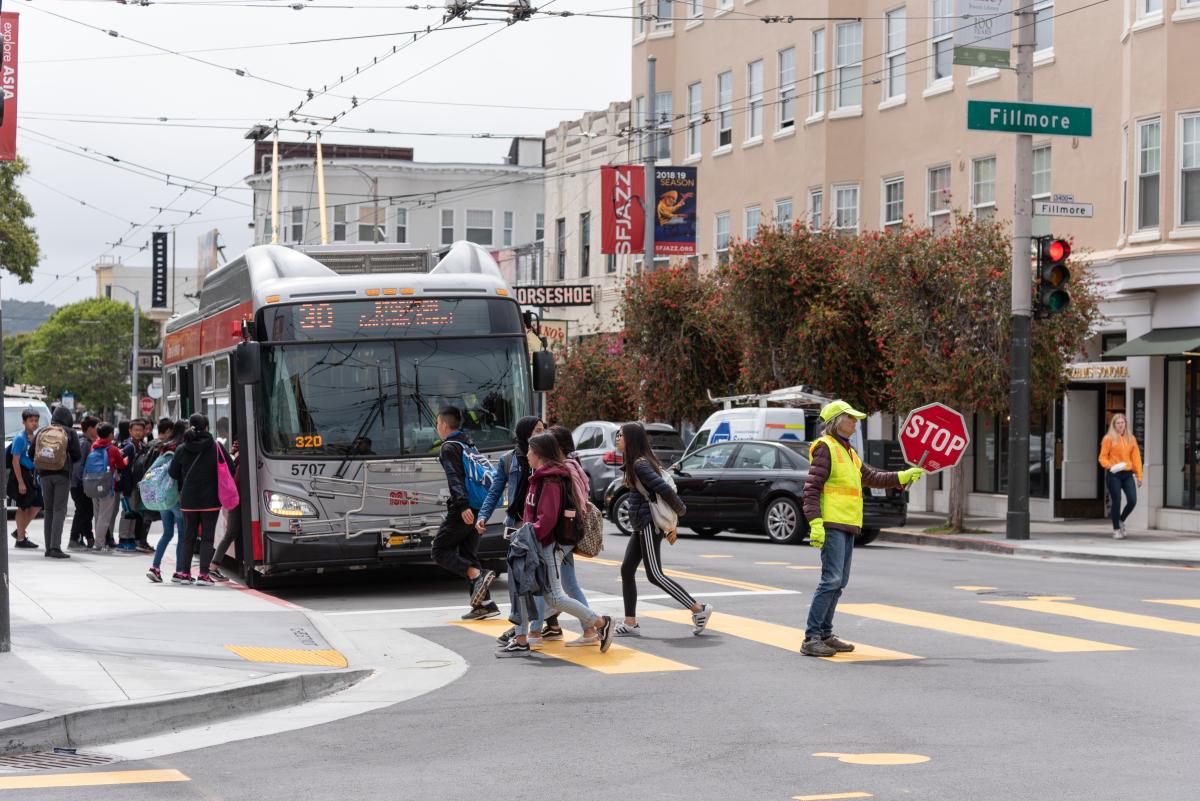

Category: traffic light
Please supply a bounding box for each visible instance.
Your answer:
[1036,236,1071,317]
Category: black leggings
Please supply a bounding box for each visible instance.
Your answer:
[178,510,220,576]
[621,522,697,618]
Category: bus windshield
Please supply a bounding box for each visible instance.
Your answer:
[260,337,532,457]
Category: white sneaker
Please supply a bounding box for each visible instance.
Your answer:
[613,621,641,637]
[691,604,714,635]
[1113,528,1126,540]
[1120,522,1128,538]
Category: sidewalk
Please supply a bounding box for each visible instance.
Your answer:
[880,513,1200,568]
[0,521,371,756]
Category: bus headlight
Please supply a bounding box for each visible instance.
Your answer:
[265,491,317,518]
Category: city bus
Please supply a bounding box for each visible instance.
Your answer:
[162,242,554,587]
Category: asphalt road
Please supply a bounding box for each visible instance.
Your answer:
[9,525,1200,801]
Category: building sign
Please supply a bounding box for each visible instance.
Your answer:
[1067,361,1128,382]
[151,231,169,308]
[136,350,164,371]
[600,165,645,255]
[953,0,1012,69]
[0,13,20,162]
[540,319,568,348]
[197,229,220,281]
[513,285,595,307]
[1132,388,1146,456]
[654,166,698,256]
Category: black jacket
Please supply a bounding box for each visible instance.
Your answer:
[438,431,473,512]
[627,457,687,532]
[168,431,230,511]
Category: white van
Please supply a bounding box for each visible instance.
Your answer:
[684,406,864,458]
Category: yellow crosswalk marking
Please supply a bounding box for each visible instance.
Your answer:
[0,770,190,790]
[755,561,791,565]
[225,645,348,667]
[986,599,1200,638]
[955,585,997,591]
[452,619,697,674]
[794,793,874,800]
[787,565,820,571]
[1145,599,1200,610]
[583,556,784,592]
[644,610,921,662]
[837,603,1132,653]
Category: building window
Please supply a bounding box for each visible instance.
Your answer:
[655,90,673,161]
[1033,145,1052,237]
[883,177,904,231]
[687,82,703,158]
[358,206,385,243]
[972,156,997,220]
[884,7,906,100]
[290,206,303,243]
[928,164,951,233]
[745,205,761,238]
[503,211,514,246]
[555,217,566,280]
[1034,0,1053,51]
[775,198,793,228]
[465,209,493,246]
[579,212,591,277]
[1181,113,1200,226]
[535,212,545,242]
[1139,0,1162,17]
[441,208,455,245]
[1121,126,1129,236]
[394,207,408,243]
[1137,118,1161,230]
[834,184,859,233]
[809,188,823,228]
[778,48,796,130]
[834,22,863,109]
[746,59,764,140]
[1166,357,1200,509]
[973,412,1051,498]
[333,206,346,242]
[715,212,730,263]
[931,0,954,84]
[606,253,617,274]
[687,0,702,19]
[654,0,672,30]
[811,29,826,116]
[717,71,733,148]
[635,0,645,36]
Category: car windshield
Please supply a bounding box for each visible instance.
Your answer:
[648,430,684,451]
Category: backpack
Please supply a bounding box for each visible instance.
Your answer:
[449,439,494,511]
[130,445,159,486]
[574,501,605,557]
[34,426,70,472]
[138,452,179,511]
[82,447,114,499]
[71,433,90,487]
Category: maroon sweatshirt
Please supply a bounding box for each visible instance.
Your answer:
[523,463,573,547]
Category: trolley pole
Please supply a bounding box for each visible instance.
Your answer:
[643,55,657,270]
[1006,0,1035,541]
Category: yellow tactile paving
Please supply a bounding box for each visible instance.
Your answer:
[225,645,349,667]
[837,603,1132,653]
[0,770,190,790]
[583,556,784,592]
[986,599,1200,638]
[644,610,922,663]
[453,618,697,674]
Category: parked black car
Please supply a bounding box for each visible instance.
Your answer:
[603,439,907,547]
[572,421,685,504]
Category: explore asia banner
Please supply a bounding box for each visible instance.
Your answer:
[600,165,645,255]
[653,166,697,257]
[0,12,18,162]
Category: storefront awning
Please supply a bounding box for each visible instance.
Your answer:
[1104,327,1200,358]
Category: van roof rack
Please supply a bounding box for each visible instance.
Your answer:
[706,385,831,410]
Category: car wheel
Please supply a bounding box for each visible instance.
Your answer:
[763,496,803,544]
[612,493,633,536]
[691,526,721,538]
[855,528,880,547]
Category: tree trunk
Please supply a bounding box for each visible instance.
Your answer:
[947,462,967,533]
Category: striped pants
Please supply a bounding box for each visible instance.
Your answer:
[621,522,697,617]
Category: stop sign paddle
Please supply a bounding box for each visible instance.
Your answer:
[899,402,970,474]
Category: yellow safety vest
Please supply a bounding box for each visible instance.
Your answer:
[809,435,864,528]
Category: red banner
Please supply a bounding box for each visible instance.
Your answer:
[600,165,645,255]
[0,12,18,162]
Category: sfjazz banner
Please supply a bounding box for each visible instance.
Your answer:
[654,166,697,256]
[0,12,19,161]
[600,165,645,255]
[953,0,1012,69]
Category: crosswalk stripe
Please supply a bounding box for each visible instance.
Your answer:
[644,610,922,662]
[1145,599,1200,610]
[837,603,1132,653]
[0,770,190,790]
[451,619,698,674]
[582,556,784,592]
[986,599,1200,638]
[793,793,874,800]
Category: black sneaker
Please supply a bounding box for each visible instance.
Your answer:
[801,638,837,657]
[823,635,855,653]
[461,604,500,621]
[44,548,70,559]
[67,540,85,551]
[540,624,564,640]
[597,615,614,653]
[495,640,531,658]
[496,625,517,645]
[135,543,155,554]
[14,538,38,549]
[469,569,496,608]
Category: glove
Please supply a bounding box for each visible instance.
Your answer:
[898,467,925,486]
[1109,462,1127,474]
[807,518,825,548]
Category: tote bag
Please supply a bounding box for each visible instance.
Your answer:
[215,443,240,510]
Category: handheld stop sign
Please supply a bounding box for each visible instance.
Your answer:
[899,402,970,473]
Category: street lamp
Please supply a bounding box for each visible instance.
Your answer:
[345,165,382,243]
[108,286,141,417]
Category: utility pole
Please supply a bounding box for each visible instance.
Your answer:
[270,131,280,245]
[1006,0,1034,540]
[643,55,657,270]
[316,133,329,245]
[0,273,9,653]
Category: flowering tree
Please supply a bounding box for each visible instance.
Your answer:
[545,334,637,430]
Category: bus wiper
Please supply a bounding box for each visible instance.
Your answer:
[333,393,386,480]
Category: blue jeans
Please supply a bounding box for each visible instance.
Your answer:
[533,551,588,631]
[1106,471,1137,530]
[537,543,601,630]
[152,506,183,569]
[805,528,854,640]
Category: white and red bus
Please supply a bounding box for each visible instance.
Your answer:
[162,242,553,587]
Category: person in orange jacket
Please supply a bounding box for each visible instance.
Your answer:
[1098,413,1143,540]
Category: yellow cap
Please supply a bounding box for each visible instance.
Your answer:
[820,399,867,422]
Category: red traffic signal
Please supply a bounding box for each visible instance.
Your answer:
[1036,236,1071,316]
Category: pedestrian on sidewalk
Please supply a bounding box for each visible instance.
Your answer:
[30,406,82,559]
[146,418,185,583]
[431,406,496,618]
[168,414,231,586]
[88,423,128,552]
[117,418,152,553]
[1099,413,1143,540]
[207,438,240,582]
[496,433,613,657]
[615,422,711,638]
[800,400,923,657]
[69,416,100,549]
[8,408,43,550]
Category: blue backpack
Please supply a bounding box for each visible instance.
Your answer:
[450,439,494,511]
[82,447,113,499]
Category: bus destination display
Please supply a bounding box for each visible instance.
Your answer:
[264,297,521,340]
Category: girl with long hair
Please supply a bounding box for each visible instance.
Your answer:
[1099,413,1143,539]
[167,414,232,585]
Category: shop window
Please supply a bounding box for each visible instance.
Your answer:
[1166,357,1200,509]
[974,411,1051,498]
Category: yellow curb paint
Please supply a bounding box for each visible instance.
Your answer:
[793,793,874,800]
[644,610,922,663]
[837,603,1132,653]
[1145,599,1200,610]
[585,557,783,592]
[225,646,348,667]
[986,599,1200,638]
[452,618,697,674]
[954,585,997,591]
[813,752,930,766]
[0,769,190,790]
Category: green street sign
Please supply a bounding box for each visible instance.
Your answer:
[967,100,1092,137]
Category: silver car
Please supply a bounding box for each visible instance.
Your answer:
[571,421,685,505]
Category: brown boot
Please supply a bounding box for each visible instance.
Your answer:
[801,638,837,657]
[823,635,855,653]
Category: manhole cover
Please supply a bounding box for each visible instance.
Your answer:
[0,749,117,771]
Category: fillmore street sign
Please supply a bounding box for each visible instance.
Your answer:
[967,100,1093,137]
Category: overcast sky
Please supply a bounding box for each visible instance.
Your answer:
[6,0,632,305]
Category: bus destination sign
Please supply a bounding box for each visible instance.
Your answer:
[263,297,522,341]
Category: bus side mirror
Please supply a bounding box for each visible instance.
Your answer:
[235,342,262,385]
[532,350,555,392]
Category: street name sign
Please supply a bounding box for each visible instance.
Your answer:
[899,403,971,474]
[1034,199,1094,218]
[967,100,1092,137]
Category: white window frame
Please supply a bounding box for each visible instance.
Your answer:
[687,82,703,158]
[809,187,824,228]
[1178,111,1200,228]
[502,210,514,246]
[332,205,346,242]
[358,205,385,243]
[1032,144,1052,237]
[715,212,731,262]
[654,90,673,161]
[687,0,702,20]
[930,0,954,86]
[654,0,673,31]
[971,156,997,220]
[745,204,762,237]
[833,184,859,233]
[775,198,793,228]
[290,205,303,243]
[579,211,591,277]
[834,21,863,110]
[884,7,907,102]
[882,176,905,231]
[1121,126,1129,237]
[928,164,952,229]
[746,59,764,141]
[716,71,733,149]
[778,48,796,131]
[394,206,408,244]
[635,0,646,37]
[810,29,826,118]
[535,212,545,242]
[555,217,566,279]
[1034,0,1054,53]
[1139,0,1163,17]
[440,208,455,245]
[1137,117,1161,231]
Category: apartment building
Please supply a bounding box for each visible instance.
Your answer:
[627,0,1200,531]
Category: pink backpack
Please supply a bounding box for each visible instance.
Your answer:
[215,443,239,510]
